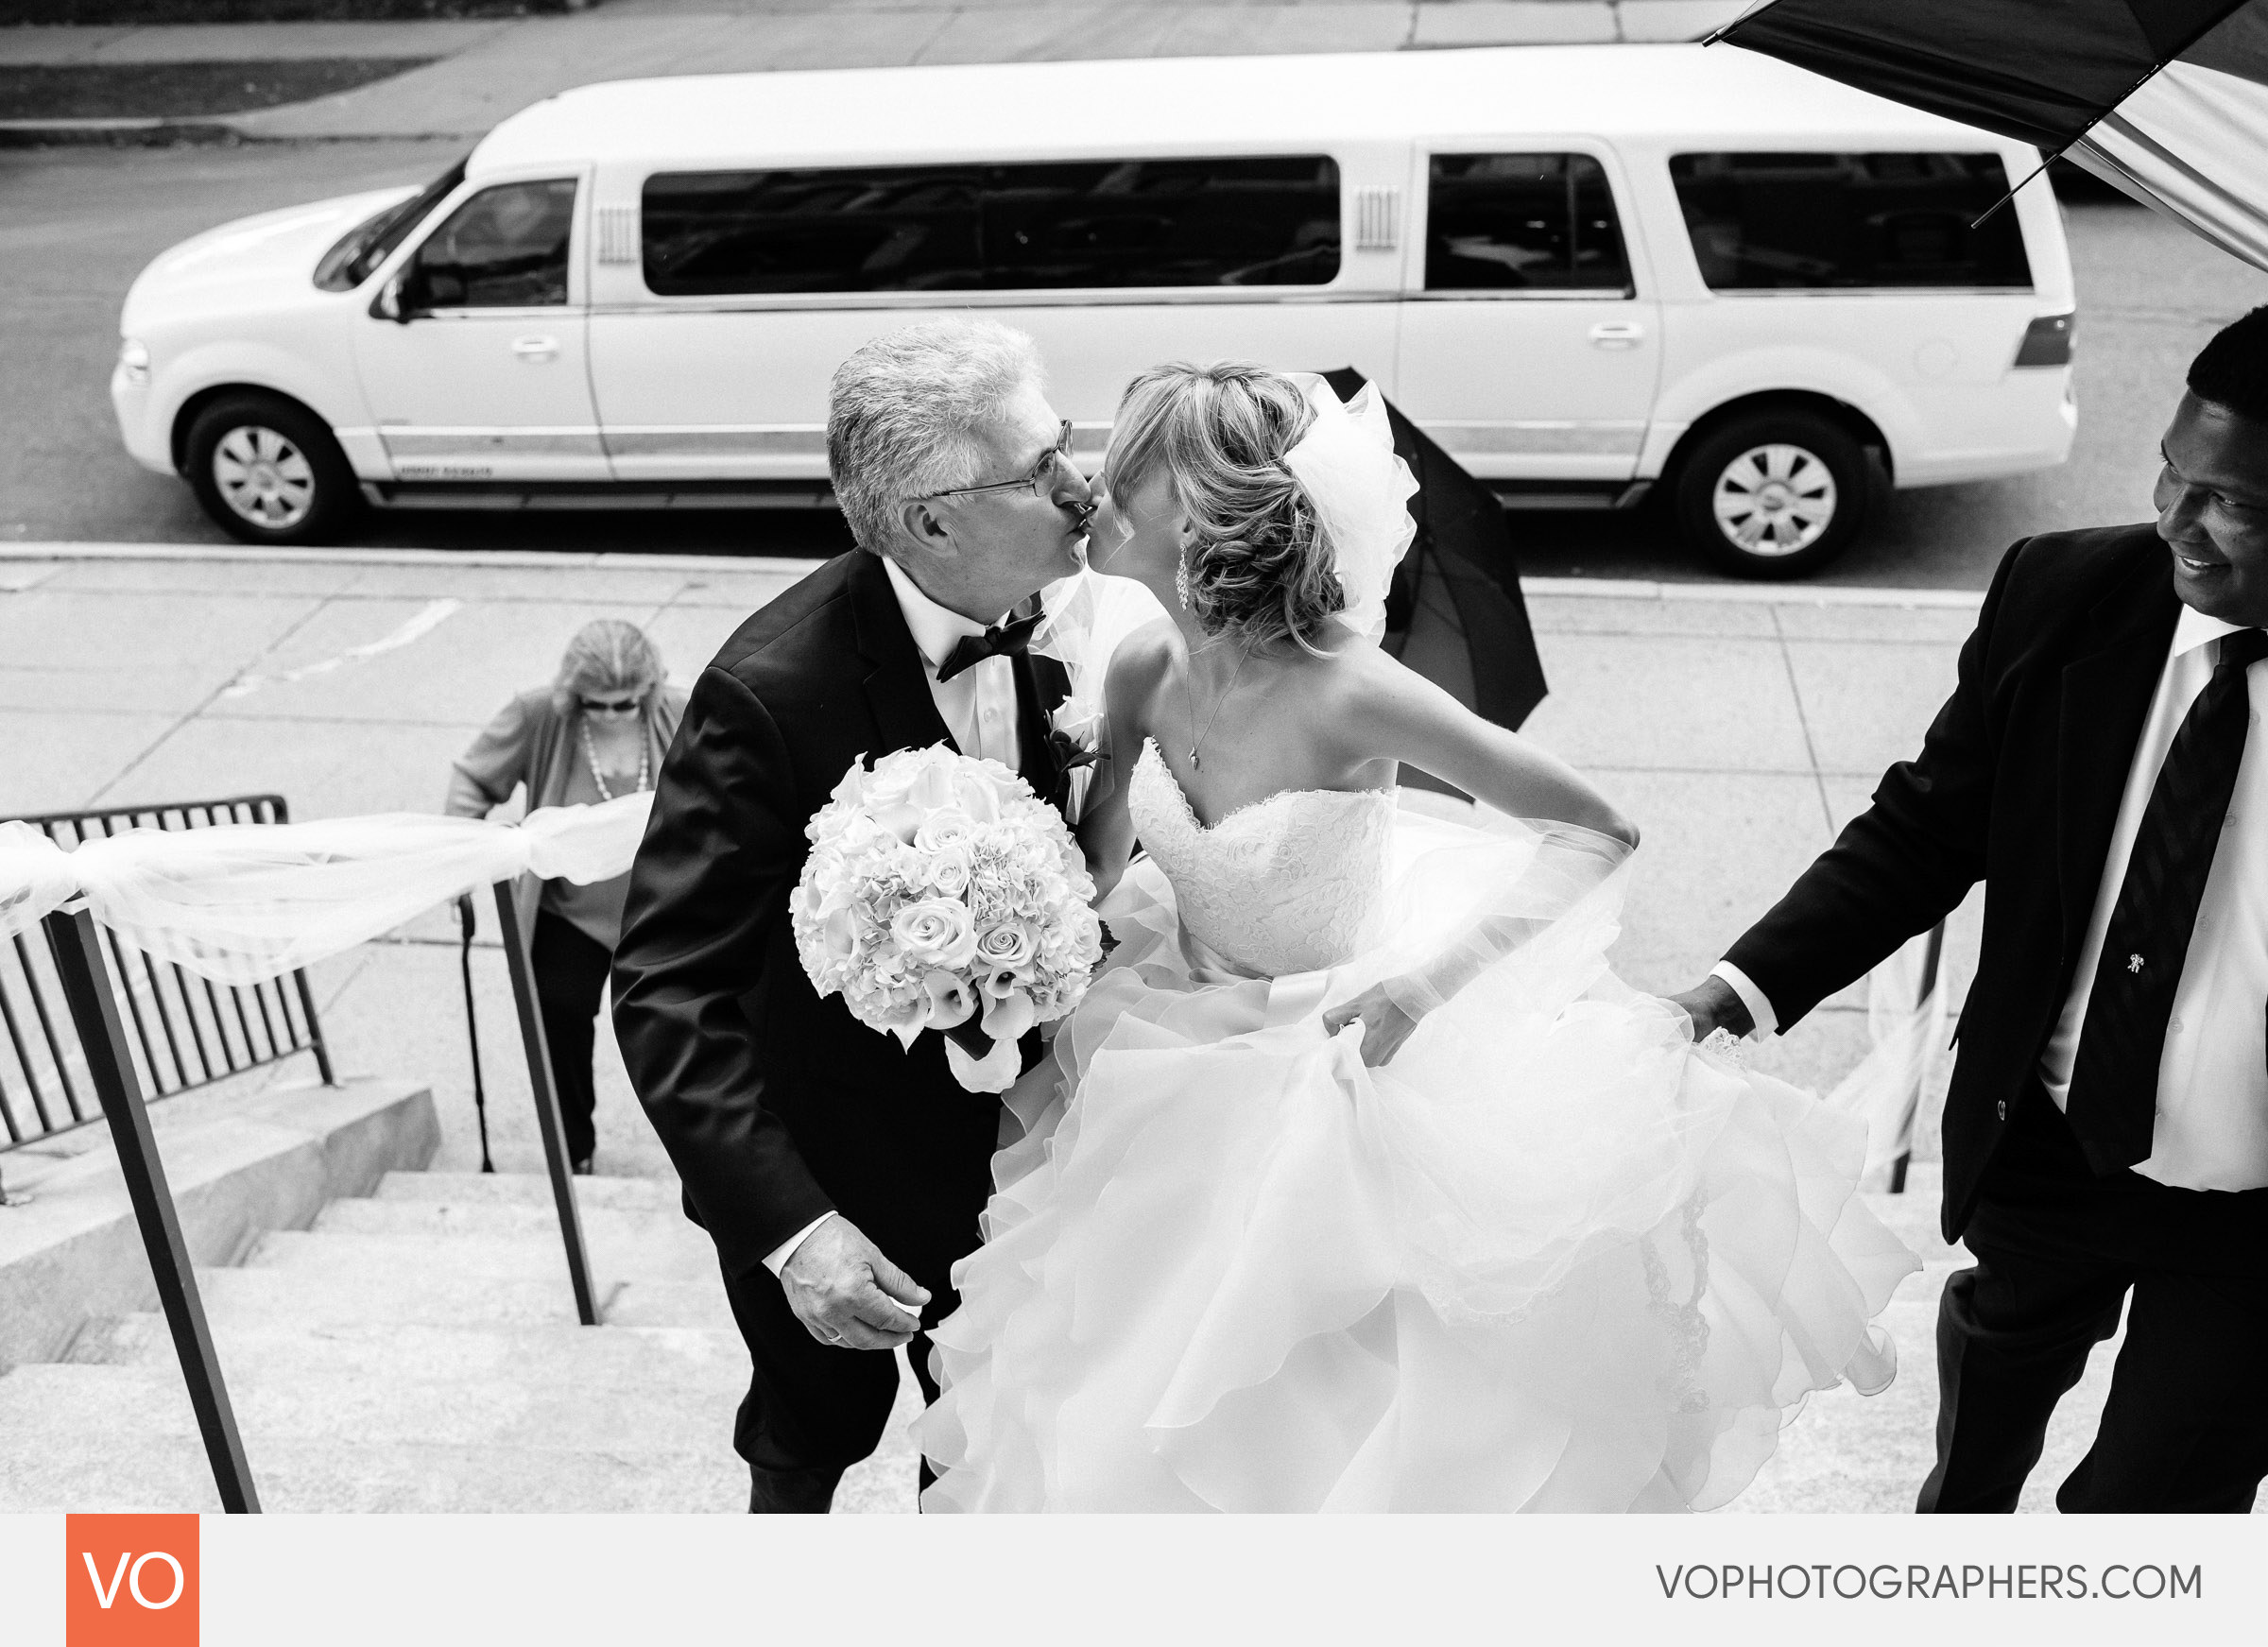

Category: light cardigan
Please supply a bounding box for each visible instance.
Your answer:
[445,684,688,948]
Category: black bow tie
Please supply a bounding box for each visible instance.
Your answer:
[936,609,1042,683]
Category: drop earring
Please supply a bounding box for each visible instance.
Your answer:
[1175,545,1192,610]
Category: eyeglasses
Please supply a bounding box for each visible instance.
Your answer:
[919,420,1077,503]
[578,695,643,716]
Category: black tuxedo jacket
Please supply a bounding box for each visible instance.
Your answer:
[610,549,1070,1294]
[1725,523,2185,1242]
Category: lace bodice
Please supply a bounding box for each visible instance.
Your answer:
[1126,738,1397,977]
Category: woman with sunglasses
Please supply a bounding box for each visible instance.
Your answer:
[447,618,687,1174]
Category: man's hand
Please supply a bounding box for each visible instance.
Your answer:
[1664,975,1755,1043]
[1321,986,1423,1068]
[778,1216,931,1351]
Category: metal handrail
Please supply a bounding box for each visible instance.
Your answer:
[0,796,334,1190]
[42,904,260,1512]
[20,877,602,1508]
[488,883,599,1327]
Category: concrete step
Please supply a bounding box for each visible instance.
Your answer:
[65,1312,747,1394]
[373,1170,684,1218]
[309,1197,714,1279]
[0,1358,738,1461]
[185,1262,732,1333]
[186,1263,608,1330]
[242,1227,712,1287]
[604,1278,736,1331]
[0,1426,751,1514]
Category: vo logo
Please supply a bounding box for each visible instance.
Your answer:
[65,1515,198,1645]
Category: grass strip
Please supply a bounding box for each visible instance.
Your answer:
[1,59,437,118]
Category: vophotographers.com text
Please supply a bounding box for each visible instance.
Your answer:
[1656,1563,2203,1602]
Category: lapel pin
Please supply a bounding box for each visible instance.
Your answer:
[2127,953,2144,973]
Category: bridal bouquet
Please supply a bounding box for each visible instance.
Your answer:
[792,745,1105,1093]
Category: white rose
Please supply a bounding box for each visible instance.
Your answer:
[973,918,1037,971]
[954,765,1014,823]
[1052,697,1103,745]
[924,842,974,898]
[915,810,979,852]
[890,898,978,970]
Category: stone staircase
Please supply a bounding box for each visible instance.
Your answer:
[0,1170,921,1513]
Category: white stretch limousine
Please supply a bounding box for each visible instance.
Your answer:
[112,44,2076,576]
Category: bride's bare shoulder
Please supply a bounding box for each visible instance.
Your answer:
[1105,619,1179,699]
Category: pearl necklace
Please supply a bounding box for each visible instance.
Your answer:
[580,719,650,802]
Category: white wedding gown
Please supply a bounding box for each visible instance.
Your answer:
[918,740,1916,1512]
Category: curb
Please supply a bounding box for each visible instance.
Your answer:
[0,115,249,147]
[0,540,1986,608]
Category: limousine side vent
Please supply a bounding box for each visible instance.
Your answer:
[1353,187,1401,253]
[595,206,640,266]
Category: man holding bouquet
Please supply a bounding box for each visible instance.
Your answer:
[611,318,1095,1512]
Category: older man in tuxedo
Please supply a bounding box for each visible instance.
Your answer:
[1674,307,2268,1513]
[611,318,1093,1511]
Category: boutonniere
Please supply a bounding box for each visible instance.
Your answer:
[1043,702,1105,817]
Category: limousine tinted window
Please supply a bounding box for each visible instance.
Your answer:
[406,179,577,309]
[642,158,1340,295]
[1425,153,1631,294]
[1669,152,2033,289]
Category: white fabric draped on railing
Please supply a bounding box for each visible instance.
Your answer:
[0,794,653,986]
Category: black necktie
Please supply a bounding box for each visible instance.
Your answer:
[935,609,1041,683]
[2065,626,2268,1173]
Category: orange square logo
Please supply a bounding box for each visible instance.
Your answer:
[65,1515,198,1646]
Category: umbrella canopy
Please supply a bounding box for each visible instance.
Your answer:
[1719,0,2268,272]
[1320,369,1550,795]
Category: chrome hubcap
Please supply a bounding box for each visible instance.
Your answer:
[214,425,316,529]
[1712,443,1836,557]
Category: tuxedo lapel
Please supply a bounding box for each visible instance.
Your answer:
[849,550,958,757]
[1012,648,1074,813]
[2053,548,2182,965]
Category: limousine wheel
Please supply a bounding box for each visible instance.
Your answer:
[1673,413,1864,580]
[185,394,362,546]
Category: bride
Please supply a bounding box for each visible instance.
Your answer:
[917,362,1916,1512]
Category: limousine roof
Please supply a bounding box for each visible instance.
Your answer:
[468,43,2012,177]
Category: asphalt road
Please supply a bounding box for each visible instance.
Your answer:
[6,137,2266,586]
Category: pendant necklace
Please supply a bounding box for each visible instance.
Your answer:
[581,719,650,802]
[1185,644,1252,771]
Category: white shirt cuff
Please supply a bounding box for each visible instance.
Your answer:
[762,1212,837,1278]
[1709,962,1778,1040]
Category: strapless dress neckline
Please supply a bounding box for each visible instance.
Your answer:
[1137,737,1396,833]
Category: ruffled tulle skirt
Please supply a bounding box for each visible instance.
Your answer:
[918,808,1916,1512]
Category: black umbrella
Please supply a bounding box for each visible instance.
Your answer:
[1717,0,2268,271]
[1319,368,1550,797]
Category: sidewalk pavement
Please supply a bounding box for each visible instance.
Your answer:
[1,0,1752,143]
[5,541,2133,1514]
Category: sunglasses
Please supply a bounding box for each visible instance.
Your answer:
[919,420,1077,503]
[578,695,643,716]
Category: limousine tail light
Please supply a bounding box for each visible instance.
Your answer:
[2013,312,2074,368]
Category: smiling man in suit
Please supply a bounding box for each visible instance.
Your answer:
[610,318,1094,1512]
[1673,307,2268,1513]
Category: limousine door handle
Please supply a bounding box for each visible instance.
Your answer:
[512,335,561,363]
[1588,323,1646,350]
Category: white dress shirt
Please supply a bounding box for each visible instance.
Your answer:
[2038,608,2268,1191]
[763,558,1031,1278]
[1715,606,2268,1192]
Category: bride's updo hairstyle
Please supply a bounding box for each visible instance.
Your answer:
[1108,362,1344,654]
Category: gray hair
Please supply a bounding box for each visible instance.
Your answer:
[554,618,662,710]
[827,318,1043,555]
